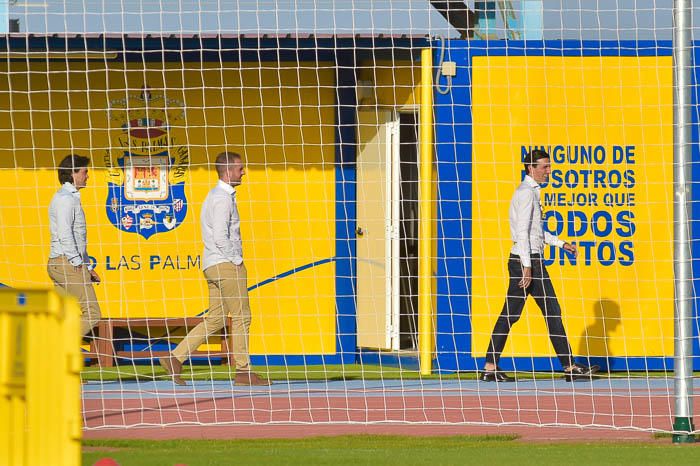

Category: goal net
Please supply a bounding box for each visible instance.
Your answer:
[0,1,694,433]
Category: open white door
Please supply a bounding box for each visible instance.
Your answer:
[356,110,400,350]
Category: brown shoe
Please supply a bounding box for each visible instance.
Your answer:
[234,371,271,386]
[159,355,187,386]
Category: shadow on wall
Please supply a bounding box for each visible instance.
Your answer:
[577,299,621,372]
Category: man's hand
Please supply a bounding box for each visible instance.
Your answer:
[89,269,101,284]
[563,242,578,259]
[519,266,532,289]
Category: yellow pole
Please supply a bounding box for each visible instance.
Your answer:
[419,48,434,375]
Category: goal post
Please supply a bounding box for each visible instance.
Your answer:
[672,0,695,443]
[419,46,434,376]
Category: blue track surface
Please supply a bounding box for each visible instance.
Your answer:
[82,377,692,400]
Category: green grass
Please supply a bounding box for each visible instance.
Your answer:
[81,364,416,382]
[83,436,700,466]
[80,363,687,383]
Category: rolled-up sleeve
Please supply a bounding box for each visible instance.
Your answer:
[544,231,565,249]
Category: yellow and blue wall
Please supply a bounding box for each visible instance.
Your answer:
[434,40,698,372]
[0,36,428,366]
[0,36,696,370]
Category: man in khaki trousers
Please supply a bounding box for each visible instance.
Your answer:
[47,154,101,337]
[160,151,270,386]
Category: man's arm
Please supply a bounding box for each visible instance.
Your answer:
[513,189,534,269]
[83,235,94,271]
[544,231,565,248]
[83,238,100,281]
[562,242,578,258]
[210,195,237,262]
[55,196,83,267]
[512,190,535,288]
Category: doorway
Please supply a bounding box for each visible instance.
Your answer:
[355,109,419,351]
[398,112,419,350]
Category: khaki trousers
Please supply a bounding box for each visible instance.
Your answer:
[47,256,101,337]
[172,262,251,371]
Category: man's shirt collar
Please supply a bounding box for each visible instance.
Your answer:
[62,182,79,195]
[217,179,235,195]
[524,175,540,190]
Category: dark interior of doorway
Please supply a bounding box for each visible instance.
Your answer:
[399,112,419,350]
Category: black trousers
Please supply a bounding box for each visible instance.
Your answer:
[485,253,574,369]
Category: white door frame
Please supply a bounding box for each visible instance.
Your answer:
[356,109,401,351]
[389,116,401,351]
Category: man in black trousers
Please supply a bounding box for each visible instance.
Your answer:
[481,149,599,382]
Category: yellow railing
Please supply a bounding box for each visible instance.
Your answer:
[419,48,434,375]
[0,289,82,466]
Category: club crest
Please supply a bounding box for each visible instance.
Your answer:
[104,86,189,239]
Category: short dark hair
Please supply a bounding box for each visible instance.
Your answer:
[523,149,550,174]
[214,151,242,178]
[57,154,91,184]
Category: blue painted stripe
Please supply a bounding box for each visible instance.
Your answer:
[247,257,336,292]
[432,355,676,373]
[104,255,338,352]
[183,257,337,319]
[334,50,359,364]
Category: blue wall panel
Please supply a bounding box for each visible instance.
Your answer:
[433,40,695,373]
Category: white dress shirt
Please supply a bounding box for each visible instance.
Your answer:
[48,182,92,268]
[201,179,243,270]
[509,175,564,268]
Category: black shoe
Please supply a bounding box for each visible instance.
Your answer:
[480,368,514,382]
[564,363,600,382]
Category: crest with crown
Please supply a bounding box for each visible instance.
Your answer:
[104,85,189,239]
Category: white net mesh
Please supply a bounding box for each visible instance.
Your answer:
[0,1,696,432]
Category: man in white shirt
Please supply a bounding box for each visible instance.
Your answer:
[160,151,270,386]
[482,149,599,382]
[47,154,101,337]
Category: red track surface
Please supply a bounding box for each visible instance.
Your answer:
[83,394,679,441]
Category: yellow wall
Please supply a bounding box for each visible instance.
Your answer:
[0,61,337,355]
[358,61,421,107]
[471,56,673,358]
